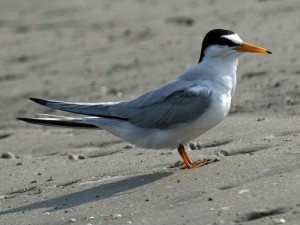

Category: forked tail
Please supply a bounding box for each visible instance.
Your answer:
[17,114,99,129]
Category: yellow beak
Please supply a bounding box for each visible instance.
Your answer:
[235,42,272,54]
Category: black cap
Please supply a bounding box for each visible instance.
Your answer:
[198,29,240,63]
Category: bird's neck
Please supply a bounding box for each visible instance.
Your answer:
[202,55,238,75]
[178,55,239,94]
[200,56,238,95]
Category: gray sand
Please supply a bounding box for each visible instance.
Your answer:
[1,0,300,224]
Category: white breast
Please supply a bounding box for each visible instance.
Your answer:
[170,57,238,146]
[103,57,238,149]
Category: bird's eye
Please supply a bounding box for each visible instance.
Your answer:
[217,38,229,46]
[217,38,239,47]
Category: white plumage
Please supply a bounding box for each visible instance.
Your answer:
[18,29,271,169]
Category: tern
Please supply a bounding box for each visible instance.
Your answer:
[18,29,271,169]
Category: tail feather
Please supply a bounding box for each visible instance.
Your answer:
[29,98,127,120]
[17,117,99,129]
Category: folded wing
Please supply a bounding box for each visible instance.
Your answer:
[111,82,212,128]
[29,80,212,129]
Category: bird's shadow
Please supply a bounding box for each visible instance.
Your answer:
[0,171,172,215]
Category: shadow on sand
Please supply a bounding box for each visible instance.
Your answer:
[0,171,172,215]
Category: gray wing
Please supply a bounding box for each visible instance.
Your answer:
[30,80,212,128]
[29,98,127,120]
[110,80,212,128]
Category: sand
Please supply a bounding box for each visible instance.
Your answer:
[1,0,300,224]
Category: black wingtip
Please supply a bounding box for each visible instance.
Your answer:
[17,117,35,123]
[29,97,48,106]
[17,117,99,129]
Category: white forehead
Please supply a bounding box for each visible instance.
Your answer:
[221,33,243,45]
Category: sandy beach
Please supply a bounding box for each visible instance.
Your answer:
[1,0,300,224]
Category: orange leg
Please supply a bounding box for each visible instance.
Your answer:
[178,144,193,169]
[177,144,208,169]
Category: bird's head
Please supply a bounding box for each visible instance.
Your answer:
[198,29,271,63]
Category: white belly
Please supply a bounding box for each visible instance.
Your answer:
[97,86,232,149]
[170,91,230,144]
[116,92,232,149]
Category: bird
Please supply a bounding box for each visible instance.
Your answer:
[18,29,271,169]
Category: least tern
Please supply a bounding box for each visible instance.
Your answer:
[18,29,271,169]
